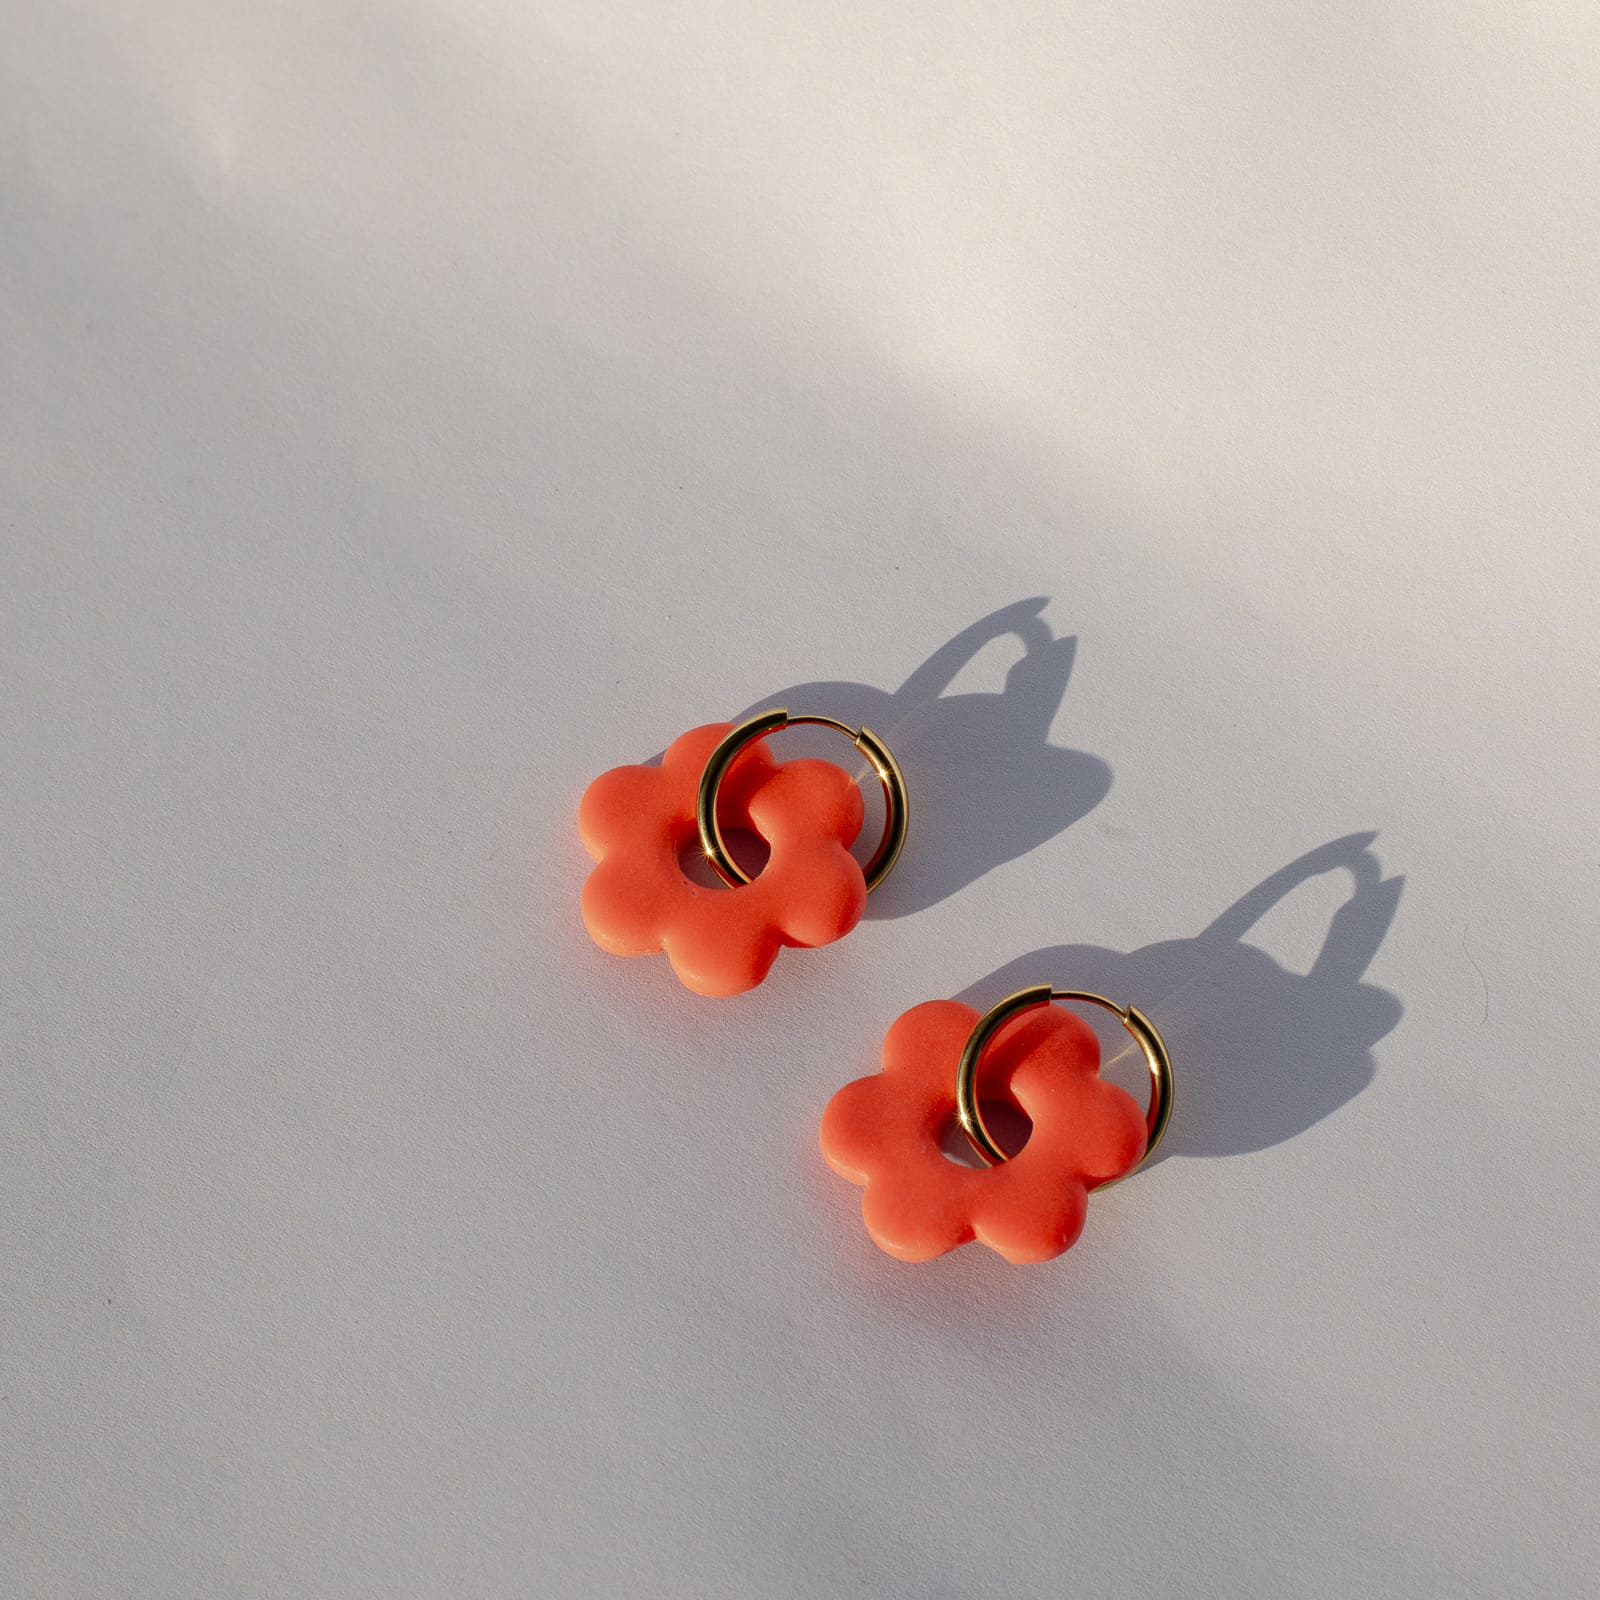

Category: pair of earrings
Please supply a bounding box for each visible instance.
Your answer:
[578,709,1174,1264]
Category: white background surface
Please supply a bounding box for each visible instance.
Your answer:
[5,4,1599,1595]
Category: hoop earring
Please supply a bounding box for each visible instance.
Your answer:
[579,709,909,997]
[821,986,1174,1262]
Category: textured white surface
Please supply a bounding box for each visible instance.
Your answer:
[5,4,1599,1595]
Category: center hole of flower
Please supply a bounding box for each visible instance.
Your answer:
[677,827,771,888]
[939,1098,1033,1167]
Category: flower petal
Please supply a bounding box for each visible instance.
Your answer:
[577,763,671,857]
[880,1000,978,1086]
[580,854,668,956]
[819,1074,901,1181]
[970,1166,1089,1264]
[746,758,863,852]
[660,899,779,997]
[859,1159,975,1262]
[1073,1078,1149,1185]
[771,841,867,948]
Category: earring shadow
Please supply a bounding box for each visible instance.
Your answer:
[745,597,1111,918]
[956,834,1405,1160]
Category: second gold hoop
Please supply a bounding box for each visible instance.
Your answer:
[954,985,1174,1186]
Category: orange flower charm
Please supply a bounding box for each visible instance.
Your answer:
[820,999,1149,1263]
[579,722,868,996]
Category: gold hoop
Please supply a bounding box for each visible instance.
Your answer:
[954,985,1173,1185]
[694,708,908,892]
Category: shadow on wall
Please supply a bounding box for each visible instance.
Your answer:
[746,597,1110,918]
[957,833,1405,1160]
[742,600,1401,1157]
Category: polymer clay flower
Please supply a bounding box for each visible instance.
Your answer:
[579,722,868,996]
[820,999,1148,1263]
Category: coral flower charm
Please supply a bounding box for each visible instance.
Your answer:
[820,998,1152,1263]
[579,722,870,996]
